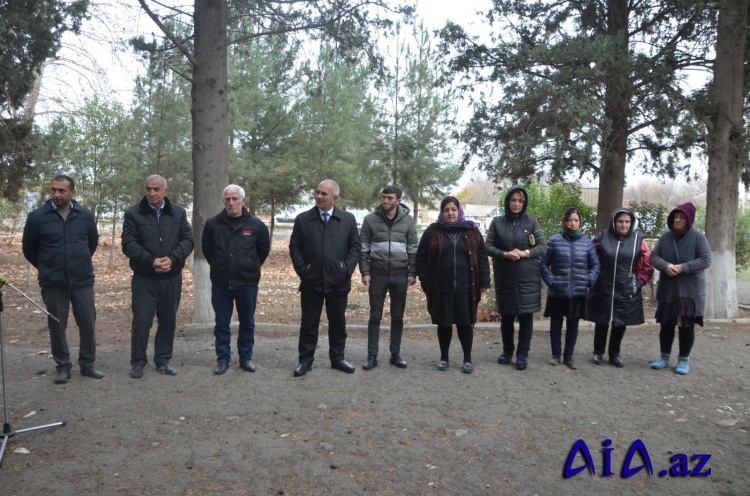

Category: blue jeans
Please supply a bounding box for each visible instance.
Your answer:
[366,273,408,357]
[41,285,97,371]
[212,285,258,363]
[549,316,579,359]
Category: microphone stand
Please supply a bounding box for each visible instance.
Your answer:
[0,279,66,467]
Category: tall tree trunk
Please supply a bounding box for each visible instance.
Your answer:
[704,0,747,318]
[190,0,229,324]
[596,0,631,231]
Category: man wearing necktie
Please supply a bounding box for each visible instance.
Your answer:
[289,179,361,376]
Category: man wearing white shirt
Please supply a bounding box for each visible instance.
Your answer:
[289,179,361,376]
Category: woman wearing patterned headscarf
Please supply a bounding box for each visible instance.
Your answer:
[416,196,491,374]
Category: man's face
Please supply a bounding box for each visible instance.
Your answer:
[381,193,401,213]
[50,179,75,210]
[145,179,168,208]
[224,189,246,217]
[315,182,337,212]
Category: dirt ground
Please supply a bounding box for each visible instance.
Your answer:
[0,238,748,495]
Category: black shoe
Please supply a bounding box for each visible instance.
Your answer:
[592,353,603,365]
[81,366,104,379]
[462,362,473,374]
[240,359,256,372]
[609,356,624,368]
[294,362,312,377]
[54,368,71,384]
[563,358,577,370]
[214,361,229,375]
[389,355,407,369]
[331,360,355,373]
[158,362,177,376]
[362,356,378,370]
[129,364,144,379]
[437,360,449,371]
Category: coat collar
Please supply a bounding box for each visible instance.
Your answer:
[138,196,174,216]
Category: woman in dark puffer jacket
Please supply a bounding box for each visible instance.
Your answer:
[541,208,600,369]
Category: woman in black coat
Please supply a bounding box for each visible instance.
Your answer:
[416,197,491,374]
[485,185,547,370]
[586,208,653,367]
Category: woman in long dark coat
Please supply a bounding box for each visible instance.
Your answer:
[416,197,491,374]
[485,185,547,370]
[586,208,653,367]
[649,202,711,375]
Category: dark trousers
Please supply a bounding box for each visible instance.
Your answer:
[130,274,182,367]
[41,285,97,371]
[659,324,695,358]
[298,290,348,364]
[437,325,473,362]
[549,316,579,359]
[593,323,626,358]
[366,273,408,357]
[212,285,258,363]
[500,313,534,358]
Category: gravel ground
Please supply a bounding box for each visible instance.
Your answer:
[1,323,748,495]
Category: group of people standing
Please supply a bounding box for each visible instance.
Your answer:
[21,175,711,384]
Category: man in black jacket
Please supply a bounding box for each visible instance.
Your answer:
[122,175,194,379]
[22,175,103,384]
[202,184,270,375]
[289,179,361,376]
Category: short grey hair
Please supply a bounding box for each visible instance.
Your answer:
[223,184,246,199]
[145,174,167,189]
[319,179,340,196]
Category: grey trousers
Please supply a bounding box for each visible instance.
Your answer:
[41,285,97,371]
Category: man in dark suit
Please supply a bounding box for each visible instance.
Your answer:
[289,179,361,376]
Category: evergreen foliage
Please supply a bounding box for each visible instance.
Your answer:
[0,0,88,199]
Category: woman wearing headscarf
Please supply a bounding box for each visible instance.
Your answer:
[541,207,600,369]
[486,184,547,370]
[649,202,711,375]
[416,196,491,373]
[586,208,653,367]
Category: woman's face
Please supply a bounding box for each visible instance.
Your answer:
[615,214,631,237]
[564,212,581,231]
[442,202,459,224]
[509,192,525,215]
[673,212,688,234]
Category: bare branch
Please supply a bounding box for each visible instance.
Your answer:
[137,0,199,67]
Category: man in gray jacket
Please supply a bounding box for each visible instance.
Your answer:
[359,185,418,370]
